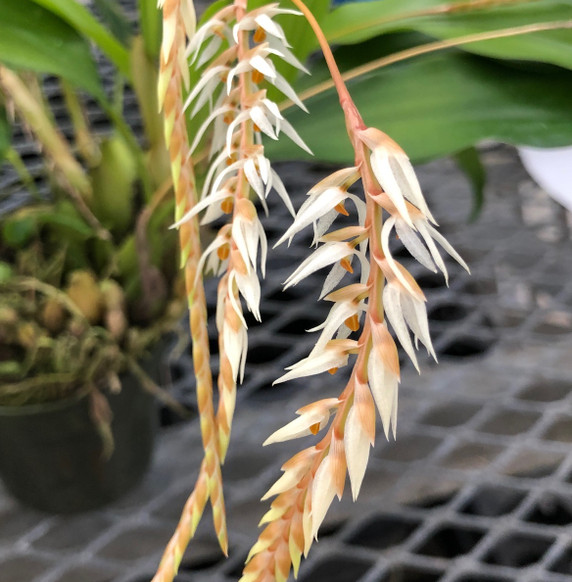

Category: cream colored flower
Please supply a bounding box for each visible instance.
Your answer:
[232,4,301,43]
[263,398,340,445]
[344,377,375,499]
[274,338,358,384]
[359,127,436,226]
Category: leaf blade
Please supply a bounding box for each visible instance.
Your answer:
[30,0,130,78]
[321,0,572,70]
[268,53,572,164]
[0,0,105,97]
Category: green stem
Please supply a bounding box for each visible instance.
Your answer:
[287,0,365,138]
[5,148,41,200]
[61,80,101,167]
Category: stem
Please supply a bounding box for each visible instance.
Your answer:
[61,80,101,168]
[287,0,352,108]
[5,148,40,200]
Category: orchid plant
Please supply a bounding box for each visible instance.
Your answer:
[1,0,571,579]
[153,1,482,581]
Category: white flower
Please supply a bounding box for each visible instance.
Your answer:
[383,215,469,285]
[311,437,345,539]
[274,338,358,384]
[275,187,349,246]
[183,65,229,114]
[233,4,302,43]
[310,455,337,539]
[413,220,469,283]
[227,45,278,91]
[226,96,312,157]
[344,377,375,499]
[367,319,400,439]
[196,224,231,277]
[307,300,363,352]
[274,167,361,248]
[359,127,436,226]
[233,199,267,269]
[263,398,340,445]
[169,185,231,228]
[222,316,248,382]
[283,242,355,289]
[186,6,234,61]
[368,346,399,440]
[382,274,435,371]
[261,449,317,500]
[231,263,262,321]
[190,103,234,154]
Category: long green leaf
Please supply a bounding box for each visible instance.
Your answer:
[267,52,572,164]
[139,0,162,59]
[322,0,572,70]
[0,0,104,97]
[30,0,130,78]
[92,0,133,46]
[0,107,10,163]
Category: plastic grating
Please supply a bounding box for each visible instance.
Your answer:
[2,7,572,578]
[2,145,572,582]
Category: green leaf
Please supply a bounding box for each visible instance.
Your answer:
[139,0,162,59]
[0,0,104,97]
[453,146,486,221]
[0,106,10,164]
[29,0,130,78]
[92,0,133,47]
[2,215,37,248]
[268,52,572,164]
[321,0,572,70]
[2,205,94,249]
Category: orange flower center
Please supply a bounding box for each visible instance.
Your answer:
[309,422,320,435]
[253,27,266,43]
[220,197,234,214]
[344,314,360,332]
[340,257,353,273]
[328,367,338,375]
[217,243,230,260]
[252,70,265,84]
[334,201,349,216]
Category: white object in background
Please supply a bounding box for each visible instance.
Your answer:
[518,146,572,212]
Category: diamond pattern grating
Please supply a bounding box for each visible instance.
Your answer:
[2,37,572,582]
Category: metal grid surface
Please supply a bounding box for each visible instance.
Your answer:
[2,143,572,582]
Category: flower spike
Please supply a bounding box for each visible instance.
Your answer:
[241,2,469,582]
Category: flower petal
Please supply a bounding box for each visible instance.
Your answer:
[344,404,372,500]
[284,242,353,289]
[367,348,399,439]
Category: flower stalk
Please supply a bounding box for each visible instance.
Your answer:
[153,1,228,578]
[154,0,470,580]
[240,2,469,581]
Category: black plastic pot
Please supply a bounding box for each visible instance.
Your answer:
[0,368,158,513]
